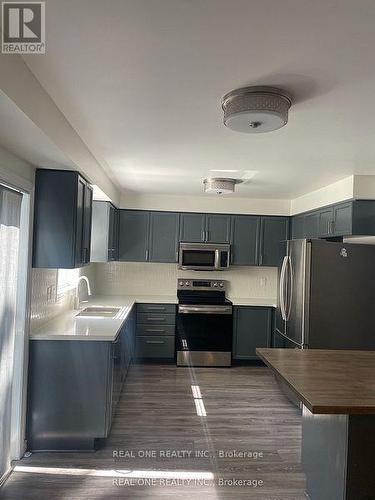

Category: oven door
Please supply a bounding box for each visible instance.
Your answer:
[176,304,233,366]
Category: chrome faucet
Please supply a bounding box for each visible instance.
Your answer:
[74,275,92,310]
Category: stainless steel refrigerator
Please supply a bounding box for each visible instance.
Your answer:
[275,239,375,349]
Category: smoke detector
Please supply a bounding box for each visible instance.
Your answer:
[221,86,292,133]
[203,177,242,195]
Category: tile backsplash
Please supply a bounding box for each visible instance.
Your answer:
[30,264,96,330]
[30,261,277,330]
[93,262,277,299]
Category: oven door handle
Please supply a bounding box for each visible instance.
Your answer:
[178,304,232,315]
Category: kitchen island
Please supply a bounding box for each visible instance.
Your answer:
[256,348,375,500]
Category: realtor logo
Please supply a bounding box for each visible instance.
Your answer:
[1,2,45,53]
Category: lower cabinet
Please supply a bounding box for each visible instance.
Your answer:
[232,306,273,360]
[26,306,136,451]
[135,303,176,359]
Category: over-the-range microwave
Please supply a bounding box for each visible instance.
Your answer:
[178,242,230,271]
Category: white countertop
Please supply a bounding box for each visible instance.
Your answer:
[30,294,276,342]
[228,297,277,307]
[30,295,177,342]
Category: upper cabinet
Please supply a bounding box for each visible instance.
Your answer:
[291,200,375,240]
[230,215,260,266]
[118,210,179,263]
[179,213,231,243]
[205,214,231,243]
[32,169,92,269]
[91,201,119,262]
[149,212,179,263]
[259,217,290,267]
[118,210,150,262]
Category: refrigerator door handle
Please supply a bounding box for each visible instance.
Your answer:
[279,256,288,321]
[286,255,293,320]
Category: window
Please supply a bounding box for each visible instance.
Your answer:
[56,268,79,296]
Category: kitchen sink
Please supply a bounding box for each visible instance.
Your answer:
[76,306,121,318]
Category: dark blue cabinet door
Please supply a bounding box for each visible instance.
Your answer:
[260,217,289,266]
[291,215,305,239]
[304,212,320,238]
[231,215,260,265]
[118,210,150,261]
[205,214,231,243]
[149,212,179,263]
[319,207,334,237]
[33,169,92,269]
[233,306,273,360]
[333,202,352,236]
[179,213,205,242]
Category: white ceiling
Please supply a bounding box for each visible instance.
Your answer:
[22,0,375,199]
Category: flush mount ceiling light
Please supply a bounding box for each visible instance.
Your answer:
[221,86,292,133]
[203,177,243,195]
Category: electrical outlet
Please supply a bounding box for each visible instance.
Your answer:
[259,277,267,287]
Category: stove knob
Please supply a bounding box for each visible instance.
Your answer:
[185,281,190,286]
[179,281,185,286]
[219,282,224,288]
[213,282,218,287]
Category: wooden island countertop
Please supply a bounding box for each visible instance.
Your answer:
[256,348,375,415]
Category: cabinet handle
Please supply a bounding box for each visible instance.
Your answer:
[259,253,263,265]
[146,340,165,344]
[206,230,209,242]
[147,317,165,321]
[201,231,205,242]
[146,306,166,311]
[145,249,149,260]
[146,328,166,333]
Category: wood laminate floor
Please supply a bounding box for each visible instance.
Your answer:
[0,364,306,499]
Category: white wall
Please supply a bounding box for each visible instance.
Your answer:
[290,176,354,215]
[120,192,290,215]
[0,145,35,188]
[0,52,120,205]
[94,262,277,300]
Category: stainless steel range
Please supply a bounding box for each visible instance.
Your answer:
[176,279,233,367]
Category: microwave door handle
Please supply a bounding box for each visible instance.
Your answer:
[279,256,288,321]
[215,249,220,269]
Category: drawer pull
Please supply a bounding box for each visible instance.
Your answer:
[146,340,165,344]
[146,329,165,333]
[146,306,166,311]
[147,317,165,321]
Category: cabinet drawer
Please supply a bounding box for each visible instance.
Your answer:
[137,324,175,337]
[136,336,175,358]
[137,303,176,314]
[137,313,176,325]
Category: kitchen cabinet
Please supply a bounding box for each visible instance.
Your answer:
[230,215,260,265]
[118,210,150,261]
[232,306,273,360]
[118,210,179,263]
[205,214,231,243]
[333,202,352,236]
[304,212,320,238]
[149,212,179,263]
[259,217,289,266]
[318,207,334,237]
[91,201,119,262]
[179,213,205,242]
[27,306,135,451]
[32,169,93,268]
[179,213,231,243]
[291,200,375,239]
[291,214,305,239]
[136,303,176,359]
